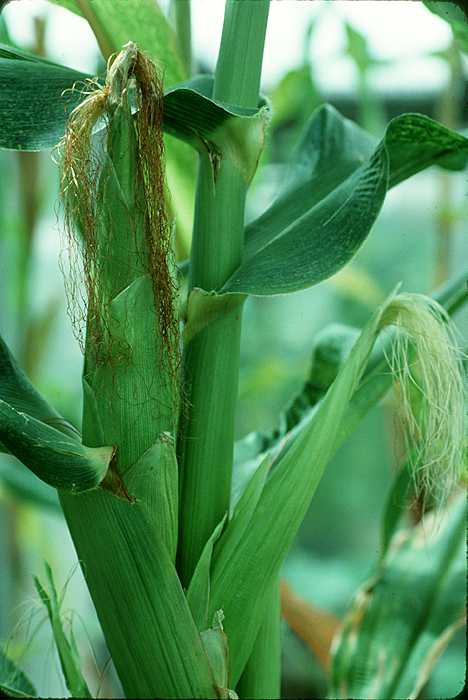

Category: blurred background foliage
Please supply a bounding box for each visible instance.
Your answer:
[0,1,466,697]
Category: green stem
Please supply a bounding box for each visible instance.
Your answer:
[171,0,192,76]
[177,0,270,586]
[236,580,281,699]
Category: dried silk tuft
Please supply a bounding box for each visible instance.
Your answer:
[57,43,179,378]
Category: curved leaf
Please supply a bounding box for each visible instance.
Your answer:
[209,285,466,684]
[221,107,468,296]
[330,494,466,699]
[424,1,468,54]
[0,400,113,493]
[0,44,89,150]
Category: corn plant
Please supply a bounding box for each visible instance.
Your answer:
[0,1,467,698]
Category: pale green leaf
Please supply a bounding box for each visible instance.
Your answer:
[49,0,186,87]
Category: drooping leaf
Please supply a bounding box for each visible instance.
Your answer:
[0,649,37,698]
[330,494,466,699]
[232,267,468,481]
[0,400,113,493]
[424,1,468,54]
[34,563,91,699]
[0,44,89,150]
[220,107,468,296]
[209,286,466,684]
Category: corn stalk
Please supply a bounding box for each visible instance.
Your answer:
[0,1,467,698]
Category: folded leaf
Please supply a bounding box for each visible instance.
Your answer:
[330,493,466,699]
[221,107,468,296]
[0,400,113,493]
[0,649,36,698]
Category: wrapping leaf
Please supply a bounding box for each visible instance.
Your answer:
[221,107,468,296]
[330,494,466,699]
[34,564,91,698]
[0,649,36,698]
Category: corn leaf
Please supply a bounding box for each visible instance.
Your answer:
[221,107,468,295]
[187,517,226,631]
[0,44,89,150]
[424,2,468,54]
[48,0,185,87]
[208,287,463,684]
[0,649,36,698]
[0,332,79,443]
[0,400,113,493]
[34,564,91,699]
[232,267,468,484]
[330,494,466,699]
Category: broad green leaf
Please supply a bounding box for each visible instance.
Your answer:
[49,0,185,87]
[424,2,468,54]
[209,287,465,684]
[221,107,468,296]
[0,649,36,698]
[0,44,89,150]
[330,494,466,699]
[0,400,113,493]
[34,563,91,699]
[187,518,226,631]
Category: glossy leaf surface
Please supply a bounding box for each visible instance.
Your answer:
[221,107,468,296]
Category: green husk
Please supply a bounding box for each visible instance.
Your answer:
[56,43,216,698]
